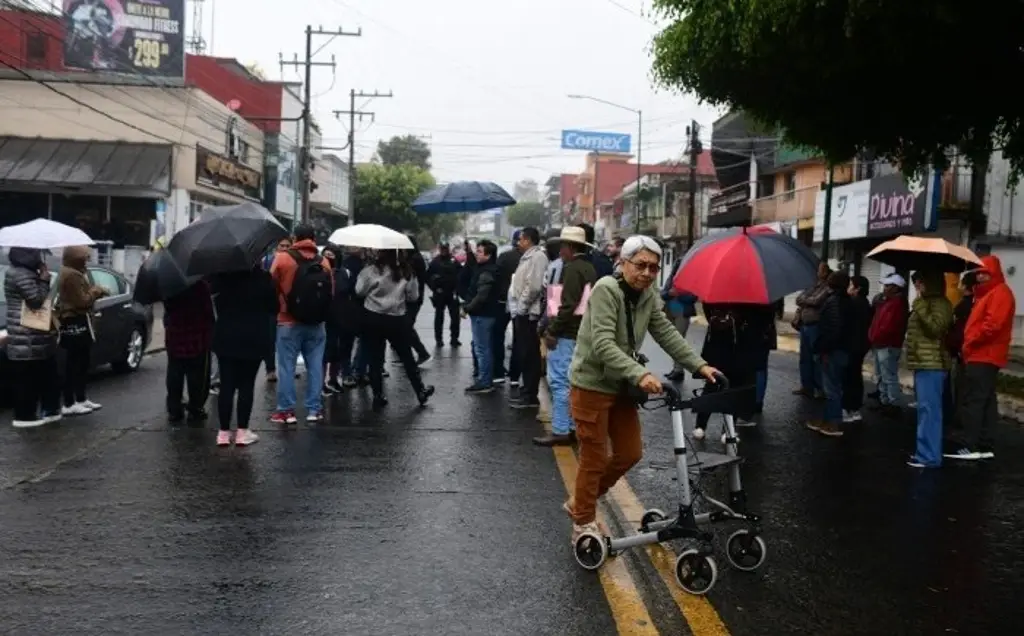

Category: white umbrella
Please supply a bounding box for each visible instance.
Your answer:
[0,218,95,249]
[328,224,413,250]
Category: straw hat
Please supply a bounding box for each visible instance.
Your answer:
[550,226,596,249]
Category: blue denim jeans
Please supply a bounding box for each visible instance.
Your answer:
[342,337,369,378]
[821,350,848,423]
[874,347,902,405]
[276,323,327,414]
[755,370,768,406]
[470,316,496,386]
[547,338,576,435]
[913,369,946,466]
[799,324,821,391]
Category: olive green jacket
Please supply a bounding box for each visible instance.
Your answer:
[570,276,707,395]
[905,282,954,371]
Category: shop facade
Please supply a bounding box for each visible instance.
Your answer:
[0,79,264,273]
[811,170,960,298]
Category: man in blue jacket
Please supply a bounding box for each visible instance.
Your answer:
[662,254,698,381]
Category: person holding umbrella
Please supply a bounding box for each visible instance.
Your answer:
[163,279,215,423]
[210,262,279,446]
[56,245,108,416]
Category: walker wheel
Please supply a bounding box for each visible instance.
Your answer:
[640,508,667,531]
[725,529,767,572]
[573,532,608,571]
[674,549,718,595]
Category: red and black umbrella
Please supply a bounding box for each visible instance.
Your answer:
[672,226,820,304]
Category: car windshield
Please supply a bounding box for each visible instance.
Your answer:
[0,264,58,331]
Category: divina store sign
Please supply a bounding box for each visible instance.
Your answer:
[814,171,940,241]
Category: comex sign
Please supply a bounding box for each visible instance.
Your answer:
[561,129,631,153]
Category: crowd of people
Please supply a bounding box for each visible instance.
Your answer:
[790,257,1015,468]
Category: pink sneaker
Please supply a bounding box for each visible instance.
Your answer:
[216,430,232,447]
[235,429,259,446]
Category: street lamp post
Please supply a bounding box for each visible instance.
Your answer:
[568,94,642,234]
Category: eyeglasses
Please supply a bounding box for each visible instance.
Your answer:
[628,259,661,274]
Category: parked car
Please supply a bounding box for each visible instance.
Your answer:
[0,263,154,405]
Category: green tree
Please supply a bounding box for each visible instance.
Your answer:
[377,135,432,170]
[650,0,1022,175]
[506,201,547,228]
[354,163,435,231]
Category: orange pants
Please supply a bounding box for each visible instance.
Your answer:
[570,386,643,525]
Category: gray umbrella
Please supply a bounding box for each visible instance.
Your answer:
[167,202,287,276]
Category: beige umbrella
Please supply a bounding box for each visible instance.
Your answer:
[867,236,983,272]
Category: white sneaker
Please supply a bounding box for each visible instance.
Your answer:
[846,410,863,423]
[42,412,63,424]
[234,429,259,446]
[62,403,92,416]
[82,400,102,411]
[693,427,706,440]
[12,418,46,428]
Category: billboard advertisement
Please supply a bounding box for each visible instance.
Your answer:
[813,171,940,241]
[561,129,631,153]
[276,147,299,219]
[63,0,185,79]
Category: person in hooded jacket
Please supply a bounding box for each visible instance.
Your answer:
[807,271,851,437]
[3,247,59,428]
[56,245,108,416]
[948,255,1016,461]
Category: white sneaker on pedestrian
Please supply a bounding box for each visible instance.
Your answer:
[82,400,102,411]
[234,429,259,446]
[12,418,46,428]
[693,427,706,440]
[42,412,63,424]
[62,403,92,416]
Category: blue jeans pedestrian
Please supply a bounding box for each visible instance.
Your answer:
[874,347,902,406]
[799,324,821,392]
[276,323,327,414]
[547,338,576,435]
[912,369,946,466]
[821,350,848,423]
[470,316,496,387]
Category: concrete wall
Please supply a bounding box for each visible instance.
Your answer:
[0,79,265,193]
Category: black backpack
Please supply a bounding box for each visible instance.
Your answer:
[285,249,332,324]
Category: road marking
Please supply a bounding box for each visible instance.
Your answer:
[551,445,660,636]
[607,479,731,635]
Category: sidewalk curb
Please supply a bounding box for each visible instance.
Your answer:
[690,316,1024,423]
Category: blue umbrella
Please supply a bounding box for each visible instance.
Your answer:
[412,181,516,213]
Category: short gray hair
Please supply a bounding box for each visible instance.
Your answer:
[620,235,662,261]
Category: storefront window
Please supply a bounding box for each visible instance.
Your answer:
[51,193,106,239]
[0,192,48,228]
[109,196,155,247]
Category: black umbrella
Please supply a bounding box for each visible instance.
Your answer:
[133,249,202,305]
[167,202,287,276]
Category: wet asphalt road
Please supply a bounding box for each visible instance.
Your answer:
[1,316,1023,635]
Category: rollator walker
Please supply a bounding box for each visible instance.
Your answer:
[572,376,766,595]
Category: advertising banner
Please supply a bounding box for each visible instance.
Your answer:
[813,171,940,241]
[561,129,631,153]
[276,147,298,218]
[813,179,871,242]
[63,0,185,79]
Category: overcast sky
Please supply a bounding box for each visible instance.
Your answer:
[206,0,720,189]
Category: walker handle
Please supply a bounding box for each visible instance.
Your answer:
[711,372,730,389]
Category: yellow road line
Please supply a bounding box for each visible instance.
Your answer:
[551,445,660,636]
[608,479,731,636]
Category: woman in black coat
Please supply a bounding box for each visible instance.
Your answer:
[842,275,873,422]
[210,264,279,447]
[693,304,760,438]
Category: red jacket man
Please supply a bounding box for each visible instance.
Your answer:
[962,255,1015,367]
[951,254,1016,461]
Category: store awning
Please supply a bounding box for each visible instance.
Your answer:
[0,137,172,197]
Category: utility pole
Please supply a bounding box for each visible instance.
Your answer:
[280,25,361,223]
[820,162,835,262]
[686,120,702,248]
[333,89,393,224]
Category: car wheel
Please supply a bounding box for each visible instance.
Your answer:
[113,326,145,373]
